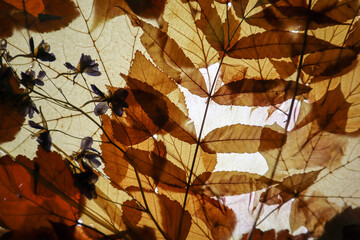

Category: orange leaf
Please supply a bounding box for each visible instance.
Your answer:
[4,0,44,17]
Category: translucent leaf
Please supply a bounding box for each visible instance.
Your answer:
[227,31,337,59]
[201,124,285,153]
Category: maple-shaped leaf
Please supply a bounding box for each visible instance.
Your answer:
[212,78,311,106]
[191,171,277,196]
[123,75,197,144]
[246,5,344,31]
[0,0,79,38]
[136,18,209,97]
[201,123,285,154]
[227,31,337,59]
[0,149,81,236]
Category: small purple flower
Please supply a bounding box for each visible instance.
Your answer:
[90,84,128,117]
[72,136,102,169]
[73,168,98,200]
[29,37,56,62]
[20,70,45,89]
[20,94,39,119]
[29,120,52,152]
[64,54,101,84]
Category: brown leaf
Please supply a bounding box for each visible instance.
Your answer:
[127,187,192,240]
[241,229,311,240]
[232,0,249,19]
[195,0,224,51]
[191,171,275,196]
[201,124,285,154]
[261,170,322,205]
[270,58,298,79]
[246,6,344,31]
[123,75,197,144]
[345,19,360,48]
[110,89,159,146]
[138,19,209,97]
[312,0,360,23]
[124,0,166,19]
[0,102,25,144]
[101,115,130,188]
[227,31,336,59]
[195,195,237,240]
[302,48,358,78]
[124,146,187,188]
[212,78,311,106]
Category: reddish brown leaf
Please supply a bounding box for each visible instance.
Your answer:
[302,48,358,78]
[227,31,336,59]
[212,78,311,106]
[123,75,197,144]
[0,102,25,144]
[124,0,166,19]
[0,0,79,38]
[201,124,285,153]
[0,153,81,233]
[246,6,344,31]
[138,20,209,97]
[4,0,44,17]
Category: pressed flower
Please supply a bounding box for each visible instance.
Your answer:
[64,54,101,84]
[89,84,129,117]
[72,136,102,169]
[73,169,98,200]
[29,37,56,62]
[20,94,39,119]
[29,120,52,152]
[20,70,45,89]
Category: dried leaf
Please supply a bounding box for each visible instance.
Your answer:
[127,187,192,240]
[232,0,249,19]
[212,78,311,106]
[124,146,187,188]
[138,19,209,97]
[227,31,336,59]
[192,171,275,196]
[241,229,311,240]
[0,153,81,233]
[201,124,285,153]
[345,19,360,48]
[4,0,44,17]
[246,6,344,31]
[312,0,360,23]
[123,75,197,144]
[302,48,358,78]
